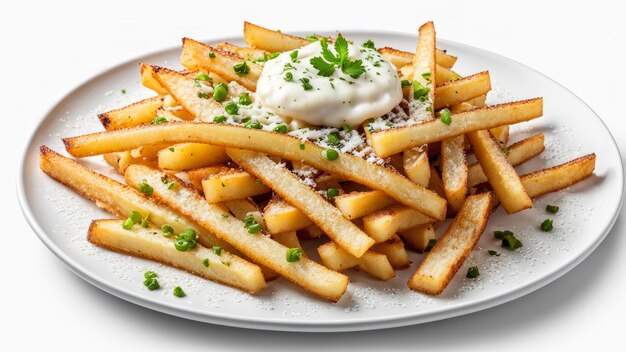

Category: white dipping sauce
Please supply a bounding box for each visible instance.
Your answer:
[256,40,402,128]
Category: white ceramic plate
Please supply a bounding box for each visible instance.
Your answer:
[17,31,623,332]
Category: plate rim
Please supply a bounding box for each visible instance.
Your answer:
[16,29,625,332]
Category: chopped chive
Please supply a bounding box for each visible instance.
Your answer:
[152,116,168,124]
[195,73,211,81]
[203,258,210,267]
[197,92,209,99]
[172,286,186,298]
[342,123,352,132]
[327,131,341,146]
[213,115,227,123]
[212,246,222,256]
[143,278,160,291]
[501,233,523,250]
[209,52,216,58]
[212,82,228,102]
[244,120,263,129]
[286,248,302,262]
[273,124,288,133]
[122,218,134,230]
[290,50,299,62]
[321,149,339,161]
[233,61,250,76]
[488,250,501,256]
[440,108,452,125]
[493,230,514,239]
[161,224,174,237]
[541,219,553,232]
[169,147,175,152]
[121,89,127,94]
[546,205,559,213]
[129,211,143,224]
[466,266,480,278]
[326,188,340,198]
[284,72,293,81]
[401,80,411,87]
[144,271,158,279]
[138,179,153,195]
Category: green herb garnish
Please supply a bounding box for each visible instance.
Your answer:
[138,179,153,196]
[440,108,452,125]
[466,266,480,278]
[310,35,366,79]
[152,116,168,124]
[321,149,339,161]
[213,82,228,102]
[362,40,376,50]
[224,101,239,115]
[286,248,302,262]
[541,219,553,232]
[172,286,186,298]
[233,61,250,76]
[546,205,559,213]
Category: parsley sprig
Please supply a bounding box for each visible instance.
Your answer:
[310,35,366,79]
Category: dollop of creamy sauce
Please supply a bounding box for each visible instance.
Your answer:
[256,40,402,128]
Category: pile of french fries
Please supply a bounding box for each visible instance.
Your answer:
[40,21,596,302]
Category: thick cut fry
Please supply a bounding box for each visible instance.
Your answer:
[227,148,374,258]
[124,164,348,301]
[64,122,446,220]
[157,143,229,171]
[181,38,262,91]
[521,154,596,198]
[369,98,543,157]
[408,193,494,295]
[263,197,313,234]
[216,42,270,60]
[399,224,436,253]
[243,21,310,52]
[317,242,395,281]
[202,168,271,203]
[362,204,434,243]
[140,63,169,95]
[468,134,545,186]
[371,235,410,269]
[412,21,437,100]
[98,96,163,131]
[88,220,265,293]
[39,146,236,252]
[103,151,157,173]
[427,165,446,198]
[434,72,491,110]
[334,190,396,219]
[441,135,467,213]
[130,144,170,160]
[403,147,430,186]
[468,130,532,214]
[378,46,457,69]
[187,165,229,191]
[400,64,461,86]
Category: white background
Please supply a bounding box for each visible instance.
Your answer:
[3,0,625,350]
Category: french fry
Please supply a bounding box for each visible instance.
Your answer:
[398,224,436,253]
[403,147,431,186]
[98,96,163,130]
[369,98,543,157]
[434,72,491,110]
[181,38,261,91]
[187,165,229,191]
[378,46,457,69]
[244,21,310,52]
[412,21,437,97]
[202,168,271,203]
[129,144,170,160]
[227,148,375,258]
[39,146,236,253]
[441,135,467,213]
[88,219,266,293]
[103,151,157,173]
[521,154,596,198]
[263,197,313,234]
[140,63,169,95]
[468,130,532,214]
[334,190,396,219]
[371,235,410,269]
[400,64,461,86]
[362,204,434,243]
[408,193,494,295]
[64,121,446,220]
[216,42,270,60]
[468,133,545,187]
[124,164,348,301]
[317,242,395,281]
[157,143,229,171]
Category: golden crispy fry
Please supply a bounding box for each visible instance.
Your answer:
[140,63,169,95]
[187,165,229,191]
[441,135,467,213]
[468,130,532,214]
[88,220,266,293]
[413,21,437,101]
[227,148,374,258]
[334,190,396,219]
[403,147,430,186]
[103,151,157,174]
[408,193,494,295]
[434,72,491,110]
[202,168,271,203]
[243,21,310,52]
[468,134,545,186]
[215,42,270,60]
[378,46,457,69]
[181,38,261,91]
[124,164,348,301]
[263,197,313,234]
[371,235,410,269]
[521,154,596,198]
[362,204,434,243]
[98,96,163,131]
[157,143,229,171]
[317,242,395,281]
[369,98,543,157]
[398,224,436,253]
